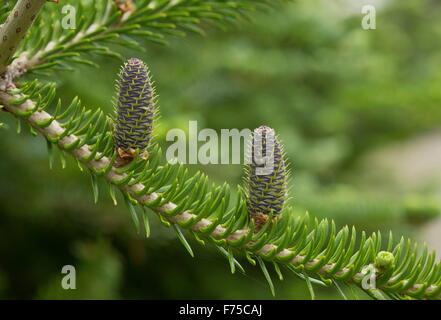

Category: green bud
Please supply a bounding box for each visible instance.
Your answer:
[375,251,395,269]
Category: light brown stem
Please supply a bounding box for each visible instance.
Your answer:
[0,0,47,75]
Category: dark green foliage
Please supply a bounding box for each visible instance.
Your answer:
[113,58,156,157]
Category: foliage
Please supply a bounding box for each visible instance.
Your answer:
[0,0,440,300]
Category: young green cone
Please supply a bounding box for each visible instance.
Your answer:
[245,126,288,226]
[113,58,156,165]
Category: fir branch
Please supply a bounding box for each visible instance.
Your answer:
[2,0,287,81]
[1,0,440,301]
[1,87,440,300]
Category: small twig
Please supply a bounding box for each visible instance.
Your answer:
[0,0,48,75]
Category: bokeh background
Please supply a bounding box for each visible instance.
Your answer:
[1,0,441,299]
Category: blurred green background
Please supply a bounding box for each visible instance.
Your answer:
[1,0,441,299]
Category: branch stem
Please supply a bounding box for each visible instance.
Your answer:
[0,0,47,74]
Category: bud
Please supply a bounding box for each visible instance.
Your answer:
[113,58,156,166]
[375,251,395,269]
[245,126,288,227]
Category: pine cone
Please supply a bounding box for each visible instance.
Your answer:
[113,58,156,165]
[245,126,288,224]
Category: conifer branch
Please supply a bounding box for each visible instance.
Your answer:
[1,88,440,300]
[1,0,440,301]
[2,0,286,83]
